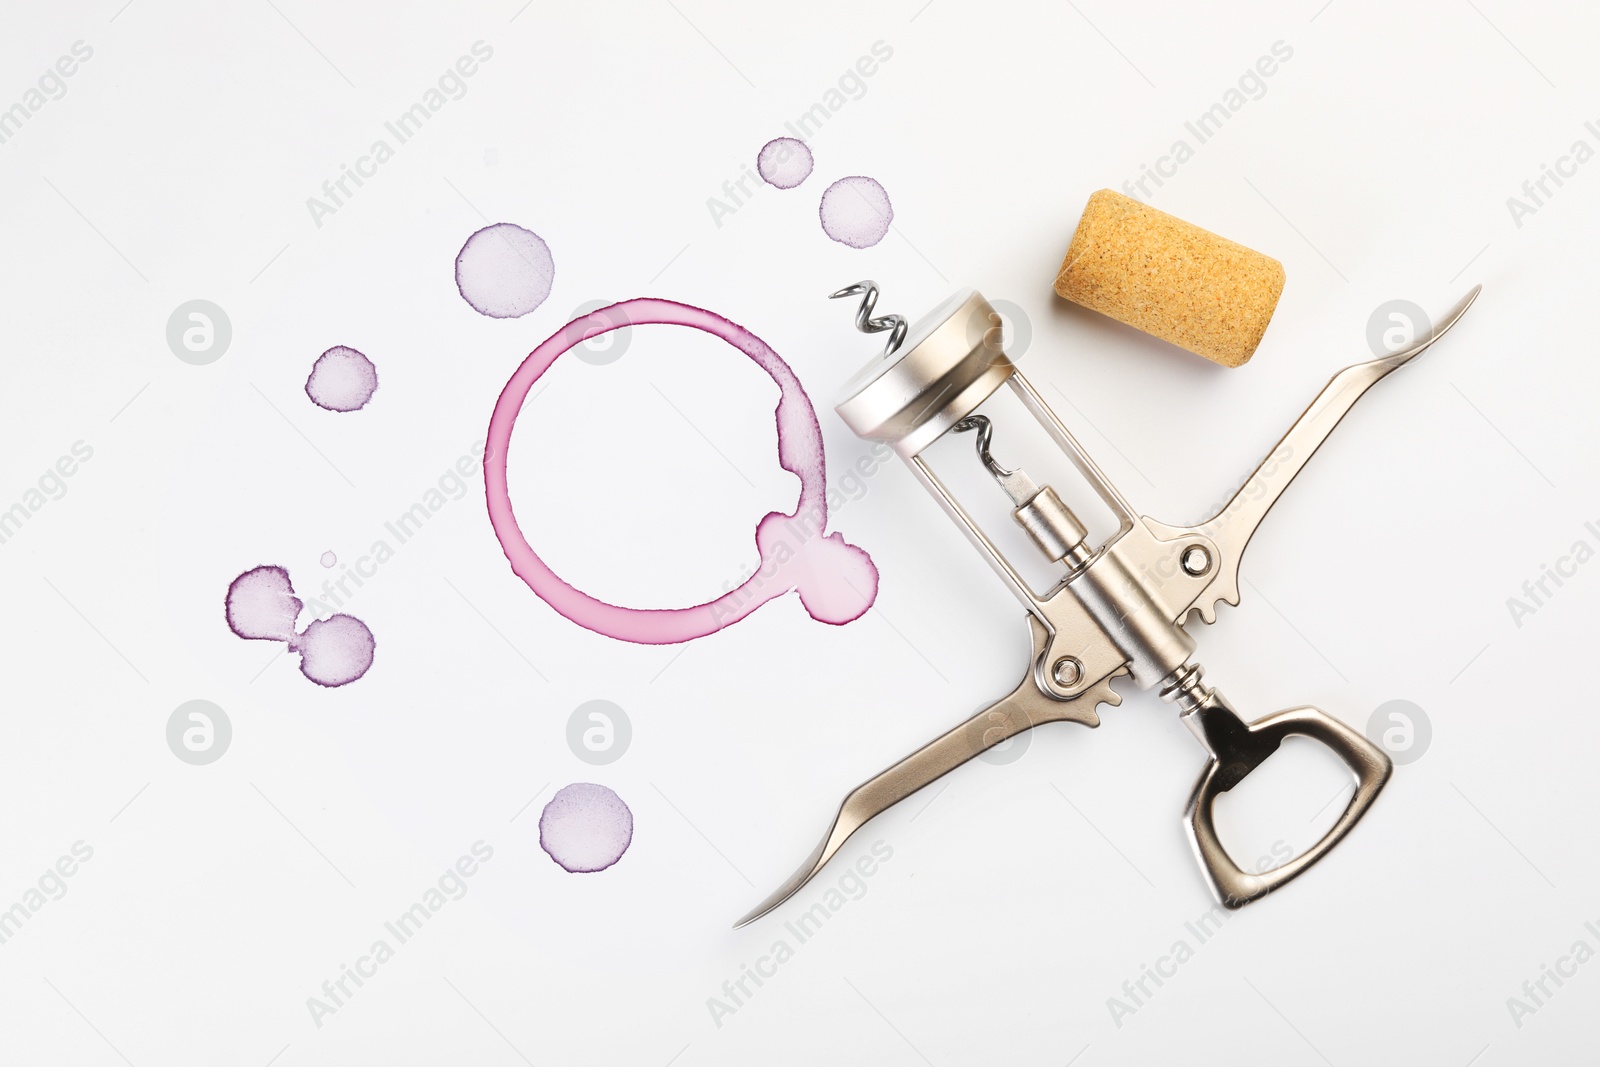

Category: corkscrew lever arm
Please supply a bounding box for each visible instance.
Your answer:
[734,618,1118,928]
[1151,285,1481,626]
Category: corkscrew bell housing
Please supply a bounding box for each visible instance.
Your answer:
[735,280,1481,926]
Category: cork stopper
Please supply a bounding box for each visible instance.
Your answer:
[1054,189,1285,368]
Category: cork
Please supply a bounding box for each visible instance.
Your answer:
[1053,189,1285,368]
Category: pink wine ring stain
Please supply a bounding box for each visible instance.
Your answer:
[225,565,375,687]
[485,298,878,644]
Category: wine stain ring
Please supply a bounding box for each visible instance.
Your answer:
[485,297,878,645]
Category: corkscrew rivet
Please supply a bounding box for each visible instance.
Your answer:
[1052,657,1084,688]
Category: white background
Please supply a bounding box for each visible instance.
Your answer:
[1,0,1596,1063]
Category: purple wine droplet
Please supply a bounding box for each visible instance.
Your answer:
[225,565,302,642]
[456,222,555,319]
[293,614,376,687]
[819,176,893,248]
[539,783,633,873]
[320,550,337,568]
[225,566,374,687]
[757,137,814,189]
[305,346,379,412]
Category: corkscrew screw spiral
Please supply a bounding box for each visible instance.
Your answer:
[829,280,906,358]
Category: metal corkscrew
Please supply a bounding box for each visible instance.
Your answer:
[736,280,1480,925]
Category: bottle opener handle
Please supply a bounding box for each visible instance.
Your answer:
[1177,687,1393,908]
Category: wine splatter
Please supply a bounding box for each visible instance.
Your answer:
[225,565,300,642]
[819,176,893,248]
[320,550,337,568]
[225,565,375,687]
[539,783,633,873]
[305,346,379,412]
[485,298,878,645]
[757,137,813,189]
[456,222,555,319]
